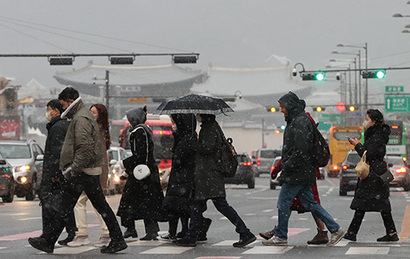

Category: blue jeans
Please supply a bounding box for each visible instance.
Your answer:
[275,183,340,239]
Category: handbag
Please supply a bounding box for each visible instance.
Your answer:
[133,126,151,180]
[355,150,370,180]
[379,170,394,184]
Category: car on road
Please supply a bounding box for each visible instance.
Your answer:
[107,146,128,194]
[253,148,281,177]
[386,156,410,191]
[0,140,44,200]
[0,152,14,202]
[339,150,361,196]
[270,156,282,190]
[224,153,256,189]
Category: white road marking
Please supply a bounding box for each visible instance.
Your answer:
[140,246,193,254]
[242,246,293,254]
[38,246,96,255]
[18,217,42,221]
[0,247,6,250]
[127,240,167,246]
[263,209,274,212]
[345,247,389,255]
[212,240,259,246]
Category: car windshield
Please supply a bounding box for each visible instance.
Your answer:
[237,155,249,163]
[260,150,278,158]
[386,157,404,166]
[346,153,361,164]
[108,150,119,161]
[0,144,31,159]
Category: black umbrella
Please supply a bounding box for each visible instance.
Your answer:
[157,94,234,115]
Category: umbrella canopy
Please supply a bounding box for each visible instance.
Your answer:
[157,94,234,115]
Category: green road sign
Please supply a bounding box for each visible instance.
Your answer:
[385,86,404,93]
[318,113,342,131]
[385,96,410,113]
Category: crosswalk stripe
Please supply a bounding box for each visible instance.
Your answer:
[38,246,96,255]
[242,246,293,254]
[128,240,167,246]
[140,246,193,254]
[195,257,241,259]
[345,247,389,255]
[212,240,259,247]
[0,247,6,250]
[399,205,410,241]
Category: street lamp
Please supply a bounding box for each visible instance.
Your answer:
[337,43,368,109]
[329,60,353,104]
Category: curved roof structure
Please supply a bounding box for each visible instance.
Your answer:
[53,63,208,97]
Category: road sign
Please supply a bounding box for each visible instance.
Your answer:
[336,101,346,112]
[385,96,410,113]
[349,112,362,118]
[129,98,148,103]
[385,86,404,93]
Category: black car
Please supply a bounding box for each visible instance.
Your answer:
[224,153,256,189]
[0,153,14,202]
[339,150,361,196]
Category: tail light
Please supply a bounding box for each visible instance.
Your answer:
[257,157,261,166]
[243,162,251,166]
[271,165,275,172]
[332,165,340,171]
[342,165,348,170]
[395,167,407,174]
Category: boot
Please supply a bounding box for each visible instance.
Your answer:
[123,228,138,239]
[197,218,212,242]
[307,228,328,245]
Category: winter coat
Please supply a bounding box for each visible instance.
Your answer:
[117,107,166,221]
[193,116,226,200]
[59,98,104,175]
[279,92,316,185]
[41,115,68,196]
[163,114,196,217]
[350,123,392,212]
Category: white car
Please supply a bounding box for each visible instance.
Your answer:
[107,147,129,194]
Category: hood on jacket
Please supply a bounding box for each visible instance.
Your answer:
[171,114,196,135]
[365,123,391,144]
[60,97,82,119]
[278,91,305,118]
[126,106,147,128]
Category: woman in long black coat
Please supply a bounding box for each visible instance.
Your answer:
[162,113,196,239]
[117,106,166,240]
[344,109,398,242]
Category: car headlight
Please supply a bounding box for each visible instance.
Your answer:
[14,165,31,173]
[19,176,28,183]
[114,175,120,183]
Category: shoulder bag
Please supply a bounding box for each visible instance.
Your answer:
[133,127,151,180]
[355,150,370,180]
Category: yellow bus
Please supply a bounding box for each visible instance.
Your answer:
[328,126,362,177]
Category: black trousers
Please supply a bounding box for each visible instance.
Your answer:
[122,216,160,235]
[348,210,397,235]
[43,173,124,246]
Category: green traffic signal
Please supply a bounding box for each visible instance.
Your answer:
[301,72,325,81]
[362,70,386,79]
[315,72,325,81]
[376,70,385,79]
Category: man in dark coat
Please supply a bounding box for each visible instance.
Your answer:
[262,92,345,246]
[176,114,256,248]
[344,109,398,242]
[117,106,166,240]
[36,99,76,246]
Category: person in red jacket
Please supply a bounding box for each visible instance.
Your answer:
[259,112,329,245]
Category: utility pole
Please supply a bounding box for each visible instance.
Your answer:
[105,70,109,114]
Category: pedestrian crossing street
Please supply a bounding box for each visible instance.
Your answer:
[17,237,408,256]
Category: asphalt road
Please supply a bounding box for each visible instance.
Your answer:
[1,175,410,258]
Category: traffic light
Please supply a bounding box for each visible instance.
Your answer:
[301,72,326,81]
[314,106,325,112]
[280,125,286,130]
[362,70,386,79]
[348,105,356,112]
[267,106,279,112]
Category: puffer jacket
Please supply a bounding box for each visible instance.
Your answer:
[59,98,104,175]
[279,92,316,185]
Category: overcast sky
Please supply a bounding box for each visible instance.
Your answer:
[2,0,410,100]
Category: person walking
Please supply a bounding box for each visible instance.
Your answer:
[67,104,112,248]
[30,99,77,246]
[262,91,345,246]
[176,114,256,248]
[162,114,200,241]
[117,106,166,240]
[344,109,398,242]
[28,87,127,254]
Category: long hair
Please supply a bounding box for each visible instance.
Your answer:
[90,103,111,150]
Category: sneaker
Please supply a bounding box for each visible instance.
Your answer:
[123,228,138,239]
[233,234,257,247]
[377,233,399,242]
[93,236,111,247]
[160,232,177,241]
[28,237,54,253]
[343,233,357,241]
[307,228,328,245]
[57,234,75,246]
[259,227,276,240]
[100,240,127,253]
[67,236,91,247]
[262,236,288,246]
[327,228,346,246]
[175,237,197,247]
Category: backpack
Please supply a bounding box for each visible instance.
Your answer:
[216,126,239,178]
[311,122,330,167]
